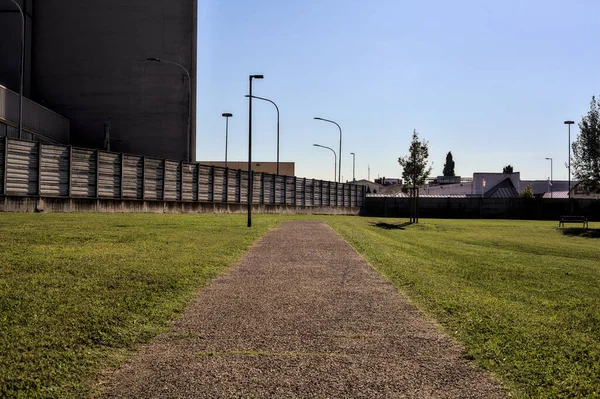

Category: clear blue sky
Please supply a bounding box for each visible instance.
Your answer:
[196,0,600,182]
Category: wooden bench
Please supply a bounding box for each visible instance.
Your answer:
[559,216,588,228]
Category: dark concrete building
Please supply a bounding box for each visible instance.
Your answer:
[0,0,197,161]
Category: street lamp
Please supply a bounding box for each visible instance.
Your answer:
[8,0,24,139]
[564,120,575,198]
[247,74,264,227]
[222,113,232,168]
[245,95,280,175]
[545,157,553,198]
[313,144,337,182]
[146,57,193,162]
[314,117,342,183]
[350,152,356,181]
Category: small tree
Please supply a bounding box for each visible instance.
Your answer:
[398,130,432,187]
[503,165,514,174]
[520,184,534,198]
[443,151,455,177]
[572,95,600,193]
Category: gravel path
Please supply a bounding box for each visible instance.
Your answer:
[101,220,506,398]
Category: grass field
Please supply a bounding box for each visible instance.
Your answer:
[1,214,599,398]
[0,213,282,398]
[328,217,600,399]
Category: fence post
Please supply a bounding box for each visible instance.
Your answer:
[260,173,265,204]
[237,169,241,203]
[37,142,42,196]
[311,179,315,206]
[179,161,183,201]
[272,174,276,204]
[2,136,7,195]
[68,146,72,197]
[141,156,146,200]
[210,165,215,202]
[320,180,323,206]
[302,177,306,206]
[293,176,297,206]
[95,149,100,198]
[195,163,200,201]
[162,159,167,201]
[120,153,124,199]
[224,168,229,202]
[335,182,338,207]
[283,175,287,205]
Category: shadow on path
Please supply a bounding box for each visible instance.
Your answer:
[561,228,600,239]
[371,221,413,230]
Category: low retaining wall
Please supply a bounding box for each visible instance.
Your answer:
[0,196,361,216]
[365,197,600,221]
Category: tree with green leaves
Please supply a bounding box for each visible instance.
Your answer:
[520,184,534,198]
[443,151,455,177]
[398,130,432,187]
[503,165,514,174]
[572,95,600,193]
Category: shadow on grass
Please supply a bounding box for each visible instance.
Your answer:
[561,228,600,238]
[371,221,413,230]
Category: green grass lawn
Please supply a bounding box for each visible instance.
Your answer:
[2,214,599,398]
[327,217,600,399]
[0,213,282,398]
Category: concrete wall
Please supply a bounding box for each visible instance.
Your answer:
[30,0,197,161]
[0,196,362,216]
[365,197,600,221]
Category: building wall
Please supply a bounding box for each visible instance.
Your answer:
[30,0,197,161]
[201,161,296,176]
[0,0,33,96]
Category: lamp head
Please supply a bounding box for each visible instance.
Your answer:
[250,75,264,79]
[351,152,355,155]
[564,120,575,125]
[222,113,233,118]
[314,117,323,120]
[146,57,161,62]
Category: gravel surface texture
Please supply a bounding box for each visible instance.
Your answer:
[101,220,506,398]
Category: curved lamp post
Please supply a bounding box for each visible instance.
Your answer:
[247,75,264,227]
[545,157,553,198]
[313,144,337,182]
[9,0,24,139]
[314,117,342,183]
[564,120,574,198]
[350,152,356,182]
[147,57,192,162]
[222,113,232,167]
[245,95,280,175]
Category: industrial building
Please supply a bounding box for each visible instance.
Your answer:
[0,0,197,161]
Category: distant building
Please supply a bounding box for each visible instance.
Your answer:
[200,162,295,176]
[374,177,401,186]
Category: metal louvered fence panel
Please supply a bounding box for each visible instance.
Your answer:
[0,137,365,209]
[40,144,69,196]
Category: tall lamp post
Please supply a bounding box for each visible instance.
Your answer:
[147,57,193,162]
[545,157,553,198]
[564,120,575,198]
[314,117,342,183]
[247,74,264,227]
[222,113,232,168]
[9,0,24,139]
[245,95,280,175]
[350,152,356,181]
[313,144,337,182]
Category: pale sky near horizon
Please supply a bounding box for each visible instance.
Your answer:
[196,0,600,182]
